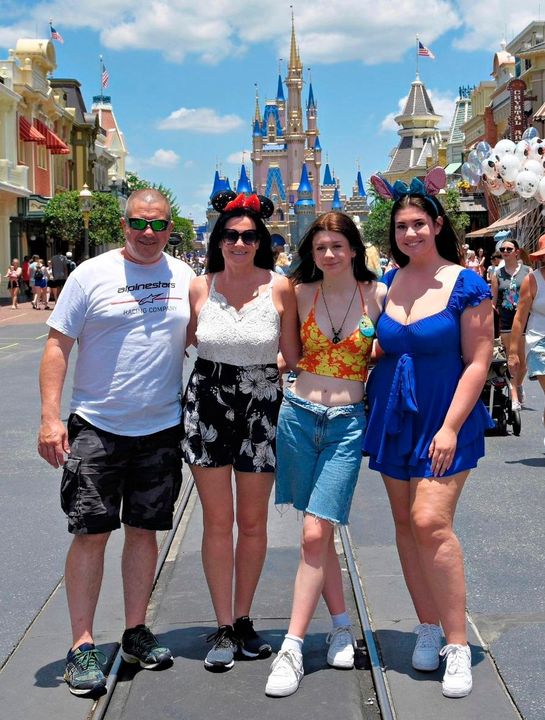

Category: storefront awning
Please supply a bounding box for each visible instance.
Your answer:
[533,101,545,121]
[34,119,70,155]
[19,116,46,143]
[465,208,534,238]
[444,162,461,175]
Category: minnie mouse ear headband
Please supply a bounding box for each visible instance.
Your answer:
[370,166,446,213]
[212,191,274,219]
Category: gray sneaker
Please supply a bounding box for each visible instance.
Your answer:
[412,623,442,671]
[204,625,237,670]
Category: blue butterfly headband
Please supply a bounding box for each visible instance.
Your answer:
[370,167,446,213]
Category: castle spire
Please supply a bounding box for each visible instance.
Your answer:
[289,10,302,73]
[254,83,261,123]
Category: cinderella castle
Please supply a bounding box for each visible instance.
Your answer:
[206,18,369,248]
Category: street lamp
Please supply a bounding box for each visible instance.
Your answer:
[79,183,93,261]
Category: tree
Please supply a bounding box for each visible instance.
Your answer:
[44,190,123,250]
[89,192,124,246]
[363,197,394,252]
[440,188,470,241]
[44,191,82,245]
[172,216,195,253]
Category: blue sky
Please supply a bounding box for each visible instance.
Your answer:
[1,1,543,223]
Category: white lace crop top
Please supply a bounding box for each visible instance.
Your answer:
[196,272,281,366]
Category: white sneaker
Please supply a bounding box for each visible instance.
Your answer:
[326,626,355,669]
[512,400,522,411]
[412,623,442,671]
[440,643,472,698]
[265,649,304,697]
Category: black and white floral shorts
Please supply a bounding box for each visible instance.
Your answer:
[181,357,282,473]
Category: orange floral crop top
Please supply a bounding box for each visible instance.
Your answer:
[297,287,375,382]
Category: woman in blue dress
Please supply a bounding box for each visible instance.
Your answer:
[364,170,494,699]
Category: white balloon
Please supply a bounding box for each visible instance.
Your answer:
[494,139,516,158]
[515,169,540,198]
[498,154,521,182]
[537,176,545,203]
[484,175,506,195]
[523,159,544,176]
[481,157,499,179]
[515,140,531,162]
[529,137,545,160]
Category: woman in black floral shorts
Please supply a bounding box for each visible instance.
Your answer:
[181,191,300,671]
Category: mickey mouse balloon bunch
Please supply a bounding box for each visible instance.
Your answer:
[461,127,545,200]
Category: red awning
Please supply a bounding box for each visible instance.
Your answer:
[34,119,70,155]
[19,116,46,143]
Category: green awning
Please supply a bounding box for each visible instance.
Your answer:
[444,163,462,175]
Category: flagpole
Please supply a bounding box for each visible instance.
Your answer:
[416,35,419,77]
[99,54,103,101]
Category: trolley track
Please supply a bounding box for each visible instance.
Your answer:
[88,474,396,720]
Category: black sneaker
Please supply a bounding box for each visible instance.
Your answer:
[64,643,107,696]
[233,616,272,658]
[204,625,237,670]
[120,624,172,669]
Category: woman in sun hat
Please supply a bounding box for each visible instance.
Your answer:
[508,233,545,446]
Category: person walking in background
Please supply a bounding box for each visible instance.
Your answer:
[4,258,22,309]
[21,255,31,299]
[37,189,194,697]
[490,238,531,410]
[265,212,385,698]
[363,170,493,699]
[66,251,76,275]
[28,254,40,307]
[508,233,545,447]
[50,251,68,302]
[181,191,300,672]
[45,260,54,309]
[32,259,48,310]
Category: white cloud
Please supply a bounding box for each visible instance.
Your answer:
[0,0,539,67]
[381,88,457,132]
[158,108,244,134]
[146,149,180,167]
[226,150,251,165]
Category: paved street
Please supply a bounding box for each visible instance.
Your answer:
[0,298,543,718]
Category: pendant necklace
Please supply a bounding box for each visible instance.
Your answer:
[321,282,359,344]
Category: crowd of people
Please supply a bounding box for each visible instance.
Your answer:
[33,179,544,705]
[3,252,76,310]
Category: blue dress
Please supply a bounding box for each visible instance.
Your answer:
[363,268,494,480]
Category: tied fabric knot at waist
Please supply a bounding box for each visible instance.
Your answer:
[377,353,418,463]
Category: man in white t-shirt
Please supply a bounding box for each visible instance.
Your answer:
[37,189,194,697]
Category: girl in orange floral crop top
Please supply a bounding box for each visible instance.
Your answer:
[266,212,385,698]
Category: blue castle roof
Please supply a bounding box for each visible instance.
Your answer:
[314,136,322,151]
[298,163,313,194]
[307,82,316,109]
[357,171,366,197]
[261,104,283,137]
[236,164,253,194]
[323,163,335,186]
[331,187,343,210]
[276,74,285,102]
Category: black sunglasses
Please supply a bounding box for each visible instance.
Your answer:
[222,229,258,245]
[500,247,515,253]
[127,217,170,232]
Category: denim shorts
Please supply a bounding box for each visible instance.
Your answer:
[275,389,365,525]
[61,414,183,534]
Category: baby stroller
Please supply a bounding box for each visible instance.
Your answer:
[481,341,521,436]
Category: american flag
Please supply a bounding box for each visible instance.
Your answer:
[50,24,64,44]
[418,40,435,59]
[101,64,110,89]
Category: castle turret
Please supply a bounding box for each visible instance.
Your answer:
[285,14,306,200]
[236,163,253,194]
[294,163,316,245]
[331,187,343,211]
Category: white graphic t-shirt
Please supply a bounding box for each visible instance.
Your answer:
[48,249,195,436]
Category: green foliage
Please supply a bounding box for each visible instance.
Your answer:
[363,197,394,252]
[44,191,82,244]
[440,188,470,240]
[89,192,124,246]
[172,216,195,253]
[44,190,123,247]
